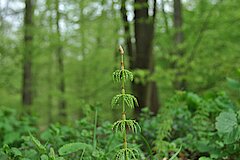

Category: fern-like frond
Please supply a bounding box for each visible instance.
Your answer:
[111,94,122,108]
[123,69,133,82]
[112,119,141,133]
[113,70,122,82]
[115,148,139,160]
[111,94,139,109]
[113,69,133,82]
[125,120,141,133]
[123,94,138,109]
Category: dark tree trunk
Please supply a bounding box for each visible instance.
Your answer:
[55,0,66,121]
[173,0,187,90]
[120,0,135,70]
[22,0,34,111]
[174,0,184,46]
[133,0,159,116]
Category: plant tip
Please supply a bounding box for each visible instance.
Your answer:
[119,45,124,55]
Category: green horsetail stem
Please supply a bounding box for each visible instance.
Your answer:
[112,45,140,160]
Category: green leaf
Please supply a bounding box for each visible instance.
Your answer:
[2,144,10,154]
[223,126,240,144]
[116,148,139,160]
[4,132,20,144]
[199,157,212,160]
[169,146,181,160]
[49,147,56,160]
[58,142,92,156]
[41,154,49,160]
[227,77,240,89]
[216,111,237,134]
[112,119,141,133]
[111,94,138,109]
[30,134,46,153]
[22,149,38,159]
[11,147,22,157]
[113,69,133,82]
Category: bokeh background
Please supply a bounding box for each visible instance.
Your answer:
[0,0,239,125]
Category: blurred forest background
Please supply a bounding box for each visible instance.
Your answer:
[0,0,239,124]
[1,0,240,159]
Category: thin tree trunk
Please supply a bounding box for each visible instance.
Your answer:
[120,0,135,70]
[44,0,54,125]
[46,0,54,124]
[113,0,121,70]
[161,0,169,34]
[0,2,3,30]
[55,0,66,122]
[47,61,53,123]
[22,0,34,112]
[96,0,106,48]
[173,0,186,90]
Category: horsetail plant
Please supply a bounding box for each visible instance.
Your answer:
[112,46,141,160]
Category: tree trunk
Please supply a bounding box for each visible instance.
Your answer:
[46,0,54,124]
[173,0,186,90]
[161,0,169,34]
[47,61,53,124]
[120,0,135,70]
[22,0,34,112]
[174,0,183,46]
[55,0,66,122]
[133,0,159,116]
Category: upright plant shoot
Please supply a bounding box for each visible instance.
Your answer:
[112,46,141,160]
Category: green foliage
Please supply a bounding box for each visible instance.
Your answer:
[0,107,36,146]
[158,91,240,159]
[132,69,150,85]
[112,120,141,133]
[154,93,182,158]
[0,113,121,159]
[115,148,139,160]
[113,69,134,82]
[227,77,240,90]
[215,111,240,145]
[169,146,182,160]
[1,0,240,159]
[58,142,92,156]
[1,90,239,159]
[216,112,238,134]
[111,94,138,109]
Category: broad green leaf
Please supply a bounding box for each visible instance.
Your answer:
[215,112,237,134]
[58,142,92,156]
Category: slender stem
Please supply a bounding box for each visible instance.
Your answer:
[93,109,97,151]
[120,46,128,160]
